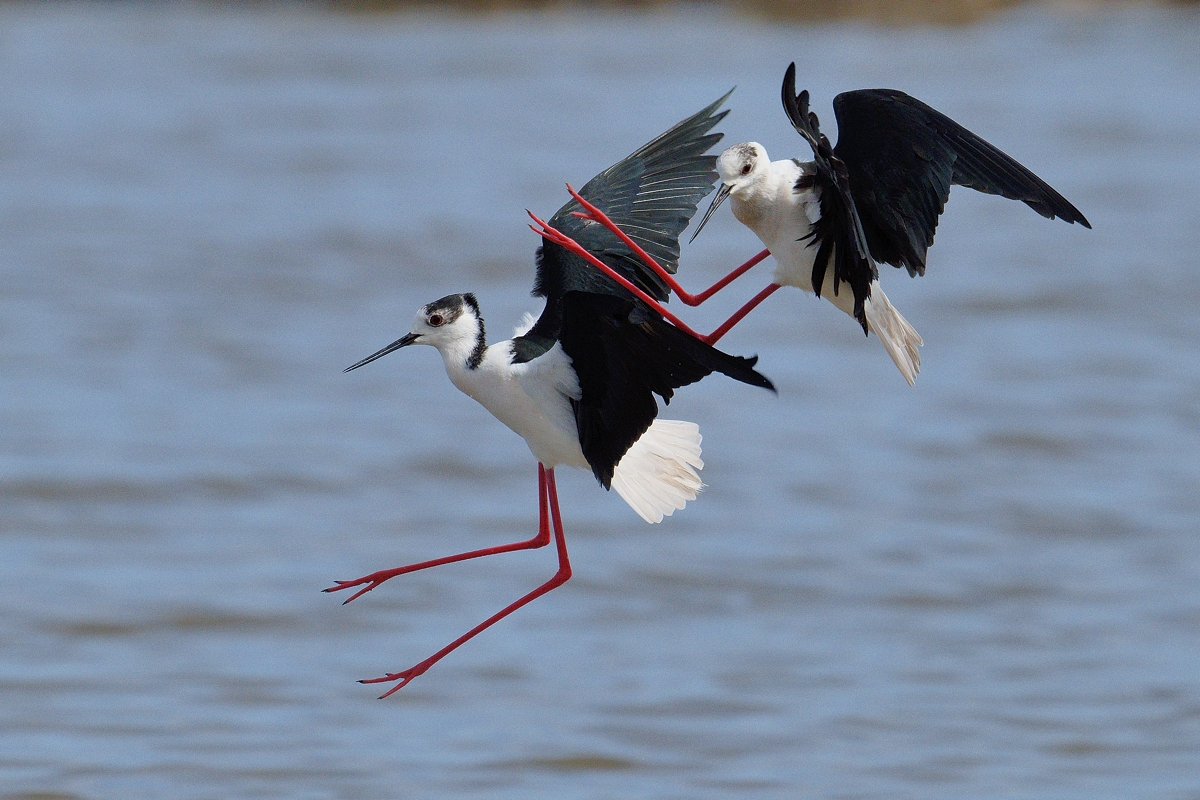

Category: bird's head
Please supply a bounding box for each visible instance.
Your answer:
[689,142,769,242]
[716,142,769,191]
[344,293,485,373]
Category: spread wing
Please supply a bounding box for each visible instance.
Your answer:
[559,291,773,489]
[831,88,1091,277]
[515,91,731,362]
[533,92,730,301]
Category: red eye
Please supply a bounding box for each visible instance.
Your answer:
[428,314,444,326]
[741,163,752,175]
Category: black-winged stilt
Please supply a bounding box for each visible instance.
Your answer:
[571,62,1091,384]
[327,95,775,696]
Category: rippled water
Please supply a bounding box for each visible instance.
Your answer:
[2,3,1199,798]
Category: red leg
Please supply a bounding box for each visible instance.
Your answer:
[530,211,707,339]
[529,211,780,346]
[564,183,770,306]
[703,283,783,345]
[324,464,552,605]
[362,466,573,698]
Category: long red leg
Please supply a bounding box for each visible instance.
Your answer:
[362,466,573,698]
[564,183,770,306]
[529,210,781,346]
[324,464,552,605]
[704,283,783,345]
[529,211,707,339]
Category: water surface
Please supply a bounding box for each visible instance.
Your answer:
[2,3,1199,798]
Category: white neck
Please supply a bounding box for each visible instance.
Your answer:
[731,159,809,237]
[436,332,488,386]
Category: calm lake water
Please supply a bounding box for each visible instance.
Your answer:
[2,3,1199,798]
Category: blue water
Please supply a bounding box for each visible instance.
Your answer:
[2,3,1199,798]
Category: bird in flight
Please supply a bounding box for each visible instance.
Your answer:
[574,62,1091,384]
[328,94,775,696]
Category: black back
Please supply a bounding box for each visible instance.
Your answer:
[559,291,774,489]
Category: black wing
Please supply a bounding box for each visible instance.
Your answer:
[515,92,731,362]
[559,291,774,489]
[831,88,1091,277]
[781,62,877,333]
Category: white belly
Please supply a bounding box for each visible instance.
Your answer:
[731,189,856,318]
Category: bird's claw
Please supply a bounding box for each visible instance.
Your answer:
[322,576,383,605]
[360,665,426,698]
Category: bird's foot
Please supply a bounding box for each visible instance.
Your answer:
[323,570,398,605]
[359,660,432,698]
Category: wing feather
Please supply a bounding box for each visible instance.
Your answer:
[517,92,732,363]
[831,88,1091,276]
[532,92,731,304]
[781,63,877,332]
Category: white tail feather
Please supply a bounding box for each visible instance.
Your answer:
[863,283,923,386]
[610,419,704,524]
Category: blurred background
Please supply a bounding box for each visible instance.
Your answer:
[2,2,1199,798]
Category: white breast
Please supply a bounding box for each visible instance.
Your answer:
[730,159,823,292]
[446,341,588,471]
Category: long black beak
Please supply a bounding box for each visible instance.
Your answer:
[344,332,419,373]
[688,183,732,243]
